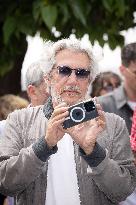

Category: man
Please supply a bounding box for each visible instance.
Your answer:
[0,38,136,205]
[98,42,136,133]
[0,61,49,205]
[0,94,29,205]
[0,60,49,134]
[26,60,50,106]
[0,60,49,133]
[97,43,136,205]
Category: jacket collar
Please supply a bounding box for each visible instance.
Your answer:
[43,96,54,119]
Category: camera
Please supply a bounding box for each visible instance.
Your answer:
[63,99,98,129]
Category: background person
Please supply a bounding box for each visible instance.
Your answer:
[0,60,50,204]
[0,94,29,205]
[0,94,29,121]
[0,59,50,134]
[91,71,122,97]
[98,42,136,133]
[25,60,50,106]
[0,94,29,134]
[97,43,136,205]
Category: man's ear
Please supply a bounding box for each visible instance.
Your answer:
[119,65,126,74]
[27,85,37,99]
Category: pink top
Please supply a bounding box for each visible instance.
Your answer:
[130,109,136,151]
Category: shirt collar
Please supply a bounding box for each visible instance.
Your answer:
[27,104,32,108]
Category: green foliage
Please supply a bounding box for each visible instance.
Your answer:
[41,5,58,30]
[0,0,136,77]
[3,17,16,44]
[69,0,88,26]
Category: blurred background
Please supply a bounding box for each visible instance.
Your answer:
[0,0,136,96]
[21,26,136,90]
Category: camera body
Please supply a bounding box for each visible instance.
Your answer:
[63,99,98,129]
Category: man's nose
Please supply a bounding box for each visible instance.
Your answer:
[67,71,78,83]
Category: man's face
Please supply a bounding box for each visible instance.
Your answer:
[34,80,50,105]
[120,61,136,92]
[27,80,50,106]
[49,49,91,106]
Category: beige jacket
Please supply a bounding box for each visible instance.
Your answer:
[0,105,136,205]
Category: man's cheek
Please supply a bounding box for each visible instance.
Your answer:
[128,73,136,80]
[123,70,133,79]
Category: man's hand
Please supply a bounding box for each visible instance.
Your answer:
[45,103,69,148]
[120,65,136,82]
[66,103,106,155]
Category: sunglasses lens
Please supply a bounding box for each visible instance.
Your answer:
[58,66,71,76]
[76,69,90,78]
[57,66,90,79]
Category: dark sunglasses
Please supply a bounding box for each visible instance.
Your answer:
[56,65,90,79]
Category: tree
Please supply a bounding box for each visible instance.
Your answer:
[0,0,136,95]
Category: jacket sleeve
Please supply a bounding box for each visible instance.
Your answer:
[0,110,54,196]
[84,114,136,203]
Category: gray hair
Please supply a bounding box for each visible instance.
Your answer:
[41,38,99,82]
[25,60,46,87]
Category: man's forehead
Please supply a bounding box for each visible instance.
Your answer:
[55,48,89,57]
[55,49,90,66]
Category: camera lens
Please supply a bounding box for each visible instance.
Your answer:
[70,107,85,122]
[84,101,95,112]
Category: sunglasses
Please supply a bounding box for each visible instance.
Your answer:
[56,65,90,79]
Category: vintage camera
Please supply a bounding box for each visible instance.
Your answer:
[63,99,98,129]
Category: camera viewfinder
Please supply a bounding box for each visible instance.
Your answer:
[84,101,95,112]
